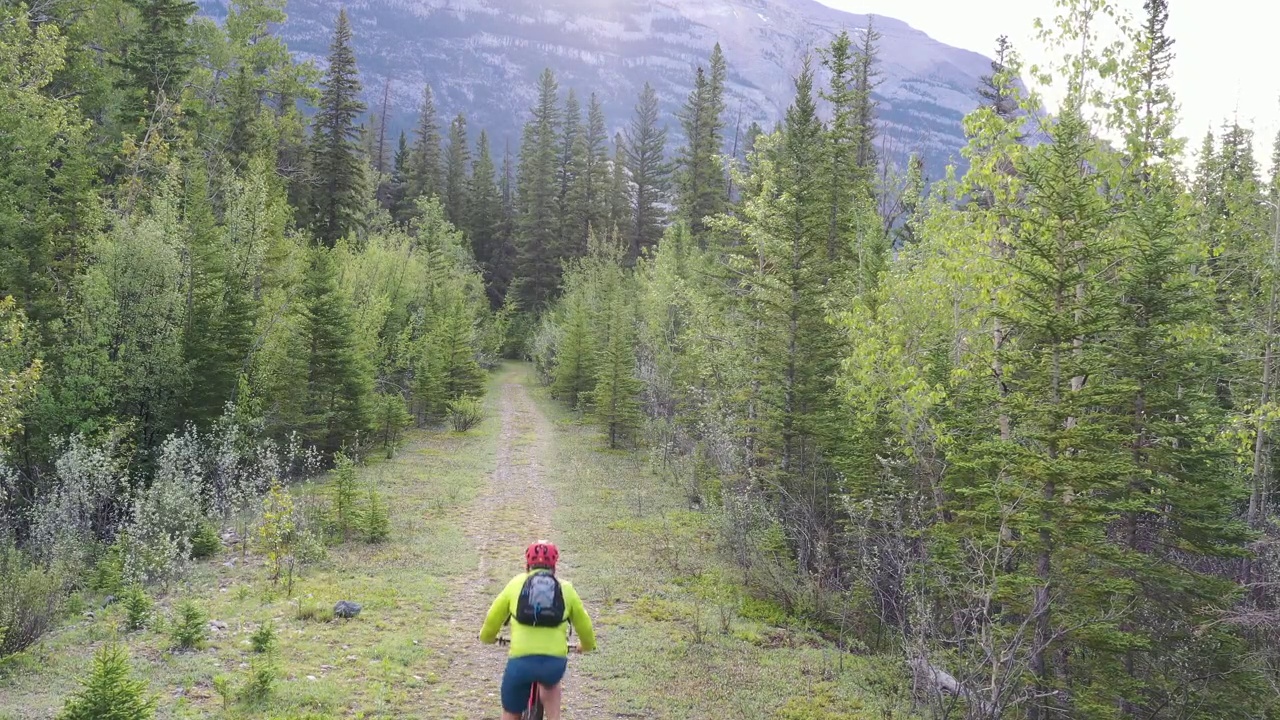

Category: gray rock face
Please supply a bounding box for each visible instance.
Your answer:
[199,0,996,176]
[333,600,362,619]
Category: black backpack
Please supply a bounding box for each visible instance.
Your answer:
[514,570,566,627]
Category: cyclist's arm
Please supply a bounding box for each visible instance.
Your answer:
[562,581,597,652]
[479,576,521,643]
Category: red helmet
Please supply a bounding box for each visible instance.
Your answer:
[525,541,559,570]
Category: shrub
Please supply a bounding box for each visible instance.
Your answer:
[331,454,360,542]
[250,622,276,654]
[258,482,297,587]
[0,543,64,657]
[239,658,277,703]
[89,540,126,595]
[120,585,152,632]
[363,484,390,544]
[447,396,484,433]
[189,522,221,559]
[57,644,156,720]
[295,597,331,623]
[169,600,208,650]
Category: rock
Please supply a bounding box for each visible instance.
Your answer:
[306,675,318,682]
[345,655,358,662]
[333,600,362,619]
[82,611,95,620]
[101,595,117,608]
[210,620,228,631]
[320,664,335,670]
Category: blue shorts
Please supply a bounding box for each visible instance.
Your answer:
[501,655,568,713]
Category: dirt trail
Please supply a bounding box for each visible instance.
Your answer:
[433,372,614,718]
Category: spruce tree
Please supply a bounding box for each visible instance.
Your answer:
[468,130,504,307]
[117,0,198,123]
[556,89,582,255]
[592,286,642,449]
[388,131,413,223]
[406,85,445,216]
[444,113,471,229]
[308,9,367,248]
[58,645,156,720]
[608,133,631,236]
[298,246,372,452]
[514,68,563,310]
[551,291,596,407]
[977,35,1020,125]
[676,44,729,245]
[624,83,671,261]
[852,18,882,173]
[565,93,612,261]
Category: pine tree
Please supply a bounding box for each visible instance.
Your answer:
[308,10,367,248]
[298,246,372,452]
[58,645,156,720]
[556,89,582,254]
[676,44,729,245]
[565,93,611,261]
[624,83,671,261]
[608,133,631,236]
[591,285,642,449]
[977,35,1020,125]
[514,68,563,310]
[468,130,505,306]
[388,131,413,223]
[852,18,882,173]
[551,291,596,407]
[406,85,445,217]
[117,0,198,123]
[444,113,471,229]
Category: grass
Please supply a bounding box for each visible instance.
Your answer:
[0,363,912,719]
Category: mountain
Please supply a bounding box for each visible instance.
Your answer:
[198,0,998,178]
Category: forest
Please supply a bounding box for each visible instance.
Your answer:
[2,0,1280,717]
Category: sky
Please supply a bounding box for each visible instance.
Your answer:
[819,0,1280,170]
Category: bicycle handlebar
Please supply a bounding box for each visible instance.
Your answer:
[495,636,580,651]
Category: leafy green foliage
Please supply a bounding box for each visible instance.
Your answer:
[0,543,63,657]
[447,397,485,433]
[331,453,361,542]
[188,522,220,560]
[57,645,156,720]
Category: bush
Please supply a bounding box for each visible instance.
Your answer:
[363,484,390,544]
[258,482,297,587]
[250,622,276,653]
[189,522,221,559]
[447,396,484,433]
[169,600,208,650]
[57,644,156,720]
[0,543,64,657]
[120,586,152,632]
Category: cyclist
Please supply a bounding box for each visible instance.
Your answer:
[480,541,596,720]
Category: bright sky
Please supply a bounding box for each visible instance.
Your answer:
[819,0,1280,171]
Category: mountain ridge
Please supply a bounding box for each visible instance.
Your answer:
[199,0,998,176]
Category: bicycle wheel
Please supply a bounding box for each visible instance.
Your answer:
[526,699,545,720]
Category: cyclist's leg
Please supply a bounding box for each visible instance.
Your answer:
[501,657,535,720]
[538,681,562,720]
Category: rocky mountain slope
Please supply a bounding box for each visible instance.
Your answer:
[199,0,998,176]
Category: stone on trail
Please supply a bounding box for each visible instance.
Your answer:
[333,600,362,619]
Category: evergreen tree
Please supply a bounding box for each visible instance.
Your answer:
[624,83,671,260]
[978,35,1020,124]
[406,85,445,216]
[676,44,729,245]
[468,130,505,307]
[852,18,882,173]
[556,89,582,254]
[117,0,198,123]
[551,291,595,407]
[307,10,367,248]
[388,131,413,222]
[608,133,631,236]
[58,645,156,720]
[297,246,372,452]
[444,113,471,229]
[592,284,642,449]
[514,68,563,310]
[565,93,612,261]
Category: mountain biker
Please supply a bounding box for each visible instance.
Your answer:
[480,541,596,720]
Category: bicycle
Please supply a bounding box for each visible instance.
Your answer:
[495,635,579,720]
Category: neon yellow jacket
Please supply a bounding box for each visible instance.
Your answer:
[480,571,597,658]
